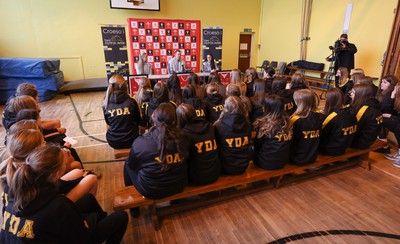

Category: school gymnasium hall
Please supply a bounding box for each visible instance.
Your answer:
[2,0,400,243]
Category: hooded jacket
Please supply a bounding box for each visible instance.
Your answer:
[351,98,382,149]
[277,89,296,116]
[183,97,206,118]
[125,128,188,199]
[319,106,357,156]
[214,113,252,175]
[140,97,176,128]
[0,187,89,243]
[183,117,221,185]
[103,91,141,149]
[204,93,224,124]
[290,111,325,166]
[254,130,291,170]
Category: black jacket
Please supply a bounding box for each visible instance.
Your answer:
[290,112,325,166]
[204,94,224,124]
[103,92,141,149]
[183,117,221,185]
[214,113,252,175]
[379,92,395,114]
[125,128,188,199]
[0,187,89,243]
[254,131,291,170]
[277,89,296,116]
[250,99,264,123]
[319,106,357,156]
[351,98,382,149]
[140,97,176,128]
[183,97,206,118]
[335,41,357,70]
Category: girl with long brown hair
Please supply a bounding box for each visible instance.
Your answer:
[319,88,357,155]
[253,95,292,170]
[349,84,382,149]
[124,103,189,216]
[335,67,353,95]
[290,89,325,165]
[176,103,220,185]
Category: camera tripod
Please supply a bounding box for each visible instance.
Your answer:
[319,50,336,100]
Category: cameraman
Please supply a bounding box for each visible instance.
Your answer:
[334,33,357,74]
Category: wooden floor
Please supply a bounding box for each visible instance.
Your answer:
[1,91,400,243]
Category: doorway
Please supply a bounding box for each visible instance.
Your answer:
[238,33,253,72]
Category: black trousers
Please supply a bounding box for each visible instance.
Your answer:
[75,194,129,244]
[382,117,400,148]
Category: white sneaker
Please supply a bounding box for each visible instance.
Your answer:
[392,161,400,168]
[384,152,400,161]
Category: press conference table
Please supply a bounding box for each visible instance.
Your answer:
[148,72,210,80]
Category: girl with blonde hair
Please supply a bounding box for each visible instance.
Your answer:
[204,82,224,123]
[134,77,152,108]
[230,69,246,95]
[135,52,152,75]
[103,74,141,149]
[214,96,252,175]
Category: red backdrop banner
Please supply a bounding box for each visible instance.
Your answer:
[127,18,201,75]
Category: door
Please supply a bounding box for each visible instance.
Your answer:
[238,33,252,72]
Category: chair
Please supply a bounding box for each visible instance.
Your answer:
[269,61,278,69]
[256,60,269,72]
[277,62,287,74]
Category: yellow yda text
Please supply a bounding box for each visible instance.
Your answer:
[302,130,320,139]
[342,125,357,135]
[2,211,35,239]
[212,105,224,112]
[196,109,205,117]
[108,107,130,117]
[155,153,182,164]
[225,136,249,148]
[275,133,291,142]
[194,139,217,153]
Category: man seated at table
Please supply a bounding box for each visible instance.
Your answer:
[168,50,186,74]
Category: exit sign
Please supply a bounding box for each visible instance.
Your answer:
[244,28,252,32]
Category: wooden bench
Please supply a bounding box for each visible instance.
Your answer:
[113,140,386,230]
[113,148,130,159]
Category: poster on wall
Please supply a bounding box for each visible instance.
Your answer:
[202,27,223,70]
[101,25,129,79]
[110,0,160,11]
[127,18,201,75]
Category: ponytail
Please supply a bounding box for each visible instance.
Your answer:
[149,103,186,171]
[103,75,126,108]
[10,145,63,212]
[0,129,44,185]
[10,164,37,213]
